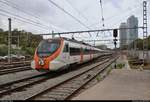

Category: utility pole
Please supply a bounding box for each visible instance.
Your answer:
[143,1,148,65]
[135,26,137,51]
[52,31,55,38]
[27,32,29,47]
[8,18,12,63]
[18,33,20,49]
[113,29,118,69]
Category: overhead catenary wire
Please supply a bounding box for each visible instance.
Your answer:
[91,1,142,29]
[0,8,50,29]
[64,0,89,22]
[0,12,48,32]
[91,2,142,39]
[0,0,67,32]
[36,26,144,35]
[36,0,143,37]
[0,0,144,40]
[64,0,91,38]
[0,13,48,33]
[90,1,143,45]
[1,0,41,20]
[47,0,92,37]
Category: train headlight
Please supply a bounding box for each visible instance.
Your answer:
[39,59,45,66]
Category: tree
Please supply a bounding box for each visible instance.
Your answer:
[0,28,43,56]
[0,28,3,32]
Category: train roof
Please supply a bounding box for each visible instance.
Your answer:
[62,37,108,51]
[46,37,104,50]
[62,37,91,46]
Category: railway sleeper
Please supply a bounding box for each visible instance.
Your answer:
[56,87,76,92]
[49,90,72,94]
[45,92,70,96]
[65,81,85,86]
[36,96,57,100]
[42,94,69,100]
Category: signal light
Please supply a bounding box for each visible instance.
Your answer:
[113,29,118,38]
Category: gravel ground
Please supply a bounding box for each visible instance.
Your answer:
[0,70,42,85]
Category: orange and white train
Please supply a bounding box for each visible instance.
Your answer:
[31,37,111,71]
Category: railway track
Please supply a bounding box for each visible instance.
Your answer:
[0,55,117,100]
[0,60,31,66]
[28,57,117,100]
[0,62,31,75]
[0,66,31,75]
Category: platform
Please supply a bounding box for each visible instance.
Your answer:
[73,69,150,100]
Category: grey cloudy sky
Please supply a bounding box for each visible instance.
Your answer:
[0,0,150,48]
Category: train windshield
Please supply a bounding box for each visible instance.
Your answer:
[37,39,61,57]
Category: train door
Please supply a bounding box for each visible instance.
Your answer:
[63,43,70,64]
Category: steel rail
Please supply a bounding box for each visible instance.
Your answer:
[0,66,31,75]
[0,63,30,69]
[0,60,31,66]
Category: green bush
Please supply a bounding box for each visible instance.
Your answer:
[117,63,125,69]
[22,47,35,55]
[0,46,25,56]
[0,46,8,56]
[0,45,35,56]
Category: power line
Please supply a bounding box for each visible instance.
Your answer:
[36,26,144,35]
[0,12,48,31]
[64,0,89,22]
[0,13,48,33]
[0,8,50,29]
[47,0,92,36]
[0,0,67,32]
[83,38,141,42]
[1,0,41,20]
[90,1,142,29]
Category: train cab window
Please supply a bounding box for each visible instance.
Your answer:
[63,44,69,52]
[37,39,61,57]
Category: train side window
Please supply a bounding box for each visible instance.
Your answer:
[70,47,80,55]
[63,44,69,52]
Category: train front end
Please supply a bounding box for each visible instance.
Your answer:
[31,38,64,71]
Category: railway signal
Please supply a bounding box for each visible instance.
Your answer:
[113,29,118,38]
[113,29,118,49]
[113,29,118,69]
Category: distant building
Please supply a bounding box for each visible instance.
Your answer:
[127,15,138,44]
[119,23,128,48]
